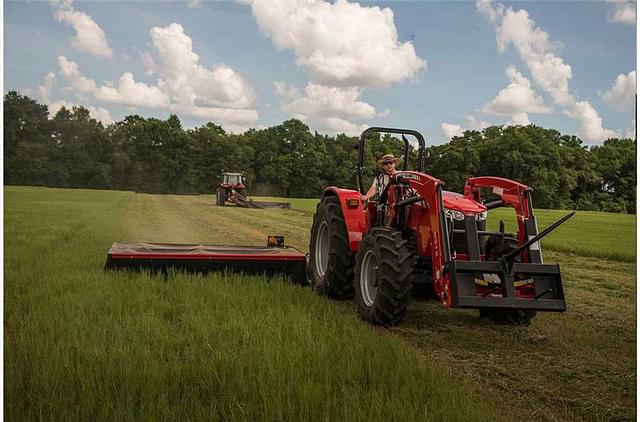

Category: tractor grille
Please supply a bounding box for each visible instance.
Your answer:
[451,218,486,255]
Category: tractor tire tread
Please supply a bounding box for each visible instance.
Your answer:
[309,196,355,300]
[355,227,413,326]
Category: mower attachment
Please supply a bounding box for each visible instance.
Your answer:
[229,191,291,209]
[105,238,306,283]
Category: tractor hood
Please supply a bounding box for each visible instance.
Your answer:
[442,190,486,215]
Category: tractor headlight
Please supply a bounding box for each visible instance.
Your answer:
[445,208,465,221]
[476,211,488,222]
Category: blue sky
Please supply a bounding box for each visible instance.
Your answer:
[4,0,637,145]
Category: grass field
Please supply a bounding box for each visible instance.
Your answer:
[5,187,491,421]
[5,187,636,421]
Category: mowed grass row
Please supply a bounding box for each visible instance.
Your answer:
[5,186,493,421]
[254,196,637,262]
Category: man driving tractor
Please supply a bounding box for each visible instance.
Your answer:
[364,153,401,201]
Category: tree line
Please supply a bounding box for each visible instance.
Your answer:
[4,91,636,213]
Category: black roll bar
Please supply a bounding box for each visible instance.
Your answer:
[356,127,426,194]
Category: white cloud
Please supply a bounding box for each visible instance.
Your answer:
[301,116,368,136]
[478,1,619,143]
[464,114,491,130]
[289,83,378,120]
[58,56,168,109]
[243,0,425,133]
[244,0,425,88]
[186,0,202,9]
[48,99,113,125]
[58,56,97,93]
[440,115,491,140]
[565,101,620,141]
[169,103,257,129]
[141,52,156,76]
[47,99,74,116]
[54,23,259,131]
[273,81,300,99]
[606,0,636,25]
[441,123,464,140]
[149,23,256,110]
[87,105,114,124]
[94,72,170,108]
[54,5,113,58]
[28,72,56,103]
[482,66,552,125]
[625,117,636,138]
[601,70,636,110]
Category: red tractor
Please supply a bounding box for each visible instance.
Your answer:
[308,127,571,326]
[216,172,246,206]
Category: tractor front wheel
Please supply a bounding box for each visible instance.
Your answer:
[355,228,413,326]
[308,196,354,299]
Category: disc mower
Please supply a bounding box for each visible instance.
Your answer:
[105,236,307,283]
[308,127,572,326]
[216,171,290,209]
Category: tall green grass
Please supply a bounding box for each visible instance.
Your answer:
[486,208,636,262]
[5,186,492,421]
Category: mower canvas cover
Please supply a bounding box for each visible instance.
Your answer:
[105,237,306,283]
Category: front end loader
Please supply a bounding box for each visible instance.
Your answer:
[308,127,571,326]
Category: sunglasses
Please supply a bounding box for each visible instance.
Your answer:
[382,161,395,166]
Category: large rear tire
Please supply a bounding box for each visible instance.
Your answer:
[308,196,355,299]
[216,189,226,206]
[479,235,537,325]
[355,228,413,326]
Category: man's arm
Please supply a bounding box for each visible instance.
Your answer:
[364,178,377,200]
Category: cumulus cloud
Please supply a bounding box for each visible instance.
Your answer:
[601,70,636,110]
[48,99,113,125]
[565,101,620,141]
[273,81,300,100]
[482,66,552,125]
[243,0,425,133]
[441,115,491,141]
[58,56,165,109]
[289,83,378,120]
[606,0,636,25]
[304,116,369,136]
[31,72,57,103]
[441,123,464,140]
[625,117,636,139]
[58,56,97,94]
[245,0,425,88]
[478,0,619,143]
[148,23,258,129]
[94,73,169,108]
[53,22,259,132]
[54,2,113,58]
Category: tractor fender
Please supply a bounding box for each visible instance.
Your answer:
[322,187,369,252]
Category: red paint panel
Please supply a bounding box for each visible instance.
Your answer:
[323,187,369,252]
[109,253,305,261]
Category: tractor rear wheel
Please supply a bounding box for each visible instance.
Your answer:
[216,189,225,206]
[355,227,413,326]
[480,235,537,325]
[308,196,354,299]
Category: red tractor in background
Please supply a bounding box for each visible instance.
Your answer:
[216,171,246,206]
[216,171,290,209]
[308,127,571,326]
